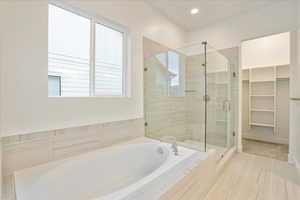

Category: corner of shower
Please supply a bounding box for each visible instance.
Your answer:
[143,37,236,159]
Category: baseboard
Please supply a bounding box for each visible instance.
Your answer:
[289,153,300,181]
[294,156,300,181]
[216,146,236,173]
[288,153,294,164]
[242,134,288,145]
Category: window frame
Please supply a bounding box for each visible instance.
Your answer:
[48,0,130,98]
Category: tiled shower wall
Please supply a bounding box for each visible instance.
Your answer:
[2,118,144,176]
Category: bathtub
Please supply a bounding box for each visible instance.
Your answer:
[14,138,208,200]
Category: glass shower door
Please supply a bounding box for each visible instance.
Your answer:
[205,44,233,156]
[143,38,235,157]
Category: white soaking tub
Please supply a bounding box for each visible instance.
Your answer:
[14,138,208,200]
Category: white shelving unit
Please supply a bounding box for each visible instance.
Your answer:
[243,65,289,133]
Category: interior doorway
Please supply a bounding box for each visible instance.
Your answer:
[240,32,290,161]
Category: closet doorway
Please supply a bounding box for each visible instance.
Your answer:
[241,32,290,161]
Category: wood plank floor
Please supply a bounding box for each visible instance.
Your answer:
[204,153,300,200]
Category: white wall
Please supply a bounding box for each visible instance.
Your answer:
[290,0,300,174]
[292,0,300,99]
[0,2,4,197]
[187,1,297,50]
[296,0,300,175]
[241,32,290,69]
[0,0,186,137]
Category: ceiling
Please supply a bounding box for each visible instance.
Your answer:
[145,0,285,31]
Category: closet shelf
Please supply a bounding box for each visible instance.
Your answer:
[250,123,274,128]
[251,109,274,112]
[250,80,275,83]
[277,77,289,80]
[250,95,274,97]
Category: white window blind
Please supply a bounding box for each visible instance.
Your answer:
[48,3,128,97]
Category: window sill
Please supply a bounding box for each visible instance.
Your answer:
[48,96,131,99]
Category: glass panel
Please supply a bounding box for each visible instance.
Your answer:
[182,46,206,151]
[48,4,91,97]
[155,53,167,68]
[206,45,233,156]
[144,49,187,142]
[95,23,124,96]
[168,51,184,96]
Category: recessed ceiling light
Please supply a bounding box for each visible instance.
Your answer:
[190,8,199,15]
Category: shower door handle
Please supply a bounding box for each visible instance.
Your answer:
[222,100,226,111]
[203,95,210,102]
[223,100,231,112]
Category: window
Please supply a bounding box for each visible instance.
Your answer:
[155,51,185,96]
[95,24,124,96]
[48,75,61,96]
[48,3,128,97]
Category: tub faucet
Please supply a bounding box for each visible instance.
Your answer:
[171,141,178,156]
[160,136,178,156]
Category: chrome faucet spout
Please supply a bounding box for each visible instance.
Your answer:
[160,136,179,156]
[172,142,178,156]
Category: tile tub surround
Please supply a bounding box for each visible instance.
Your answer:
[2,118,144,177]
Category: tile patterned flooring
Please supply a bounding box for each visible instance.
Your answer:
[160,152,300,200]
[242,138,289,161]
[204,153,300,200]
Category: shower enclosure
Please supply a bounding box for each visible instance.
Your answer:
[143,39,235,158]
